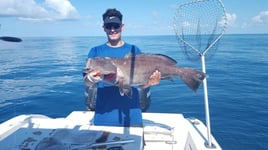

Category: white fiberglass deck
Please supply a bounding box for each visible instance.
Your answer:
[0,111,221,150]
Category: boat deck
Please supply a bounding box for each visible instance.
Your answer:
[0,111,221,150]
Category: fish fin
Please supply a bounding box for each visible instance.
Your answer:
[122,87,133,98]
[177,67,206,92]
[118,78,133,97]
[119,87,133,97]
[118,79,125,96]
[153,54,177,64]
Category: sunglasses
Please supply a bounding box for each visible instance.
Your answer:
[104,23,121,30]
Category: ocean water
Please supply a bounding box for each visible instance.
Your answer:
[0,34,267,150]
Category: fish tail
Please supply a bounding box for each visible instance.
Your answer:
[176,67,206,92]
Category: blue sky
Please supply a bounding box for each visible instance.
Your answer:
[0,0,267,37]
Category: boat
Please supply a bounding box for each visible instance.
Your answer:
[0,110,221,150]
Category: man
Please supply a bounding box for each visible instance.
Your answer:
[84,8,161,127]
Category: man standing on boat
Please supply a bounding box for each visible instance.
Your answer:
[83,8,161,127]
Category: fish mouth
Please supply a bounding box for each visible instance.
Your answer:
[103,73,117,81]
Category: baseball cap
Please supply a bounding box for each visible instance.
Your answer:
[104,16,122,24]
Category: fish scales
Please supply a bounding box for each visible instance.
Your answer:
[83,54,206,95]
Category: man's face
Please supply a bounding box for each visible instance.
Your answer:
[103,23,124,41]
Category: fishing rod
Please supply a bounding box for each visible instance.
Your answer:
[174,0,227,148]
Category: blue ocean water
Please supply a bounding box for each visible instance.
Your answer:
[0,34,267,150]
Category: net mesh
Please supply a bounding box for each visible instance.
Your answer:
[174,0,227,60]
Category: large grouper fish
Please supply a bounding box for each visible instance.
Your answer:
[83,53,206,96]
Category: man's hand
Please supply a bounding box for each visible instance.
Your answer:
[142,70,161,89]
[148,70,161,86]
[84,70,101,87]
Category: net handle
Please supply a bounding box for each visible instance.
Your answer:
[173,0,227,148]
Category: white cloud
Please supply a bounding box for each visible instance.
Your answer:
[0,0,79,21]
[44,0,79,20]
[225,13,237,26]
[252,11,268,25]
